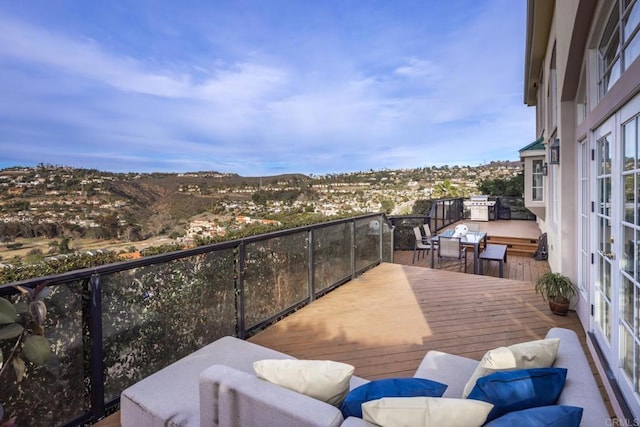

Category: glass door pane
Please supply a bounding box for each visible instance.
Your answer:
[620,115,640,399]
[596,135,614,343]
[578,141,589,294]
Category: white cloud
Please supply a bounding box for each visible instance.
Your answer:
[0,15,289,103]
[0,1,534,176]
[394,58,440,79]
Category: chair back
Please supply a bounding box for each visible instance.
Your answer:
[439,237,462,258]
[465,223,480,232]
[422,223,432,237]
[413,226,423,241]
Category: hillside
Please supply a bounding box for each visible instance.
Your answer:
[0,163,522,248]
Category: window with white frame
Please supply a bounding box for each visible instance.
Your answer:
[532,159,544,201]
[598,0,640,99]
[577,67,587,125]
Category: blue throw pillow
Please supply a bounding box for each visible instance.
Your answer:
[467,367,567,421]
[483,405,583,427]
[340,378,447,418]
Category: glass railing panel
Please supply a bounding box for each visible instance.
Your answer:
[313,222,353,292]
[243,232,310,330]
[354,218,380,272]
[429,199,464,230]
[0,280,87,426]
[100,249,236,402]
[389,216,428,250]
[498,197,536,220]
[382,218,393,262]
[0,215,396,424]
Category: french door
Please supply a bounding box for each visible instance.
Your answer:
[593,122,615,354]
[578,140,589,299]
[591,94,640,416]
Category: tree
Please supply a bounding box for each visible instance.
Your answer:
[58,237,72,254]
[25,248,44,264]
[432,179,460,198]
[478,174,524,197]
[379,199,395,214]
[412,200,433,215]
[252,191,268,206]
[96,213,120,240]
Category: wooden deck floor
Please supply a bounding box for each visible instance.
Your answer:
[394,250,551,282]
[249,263,614,416]
[250,262,573,369]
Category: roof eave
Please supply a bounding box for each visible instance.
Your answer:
[524,0,555,106]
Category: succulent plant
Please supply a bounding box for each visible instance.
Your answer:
[0,283,52,383]
[0,283,52,425]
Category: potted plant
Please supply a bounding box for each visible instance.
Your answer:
[534,272,577,316]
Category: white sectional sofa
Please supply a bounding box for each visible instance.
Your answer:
[415,327,610,426]
[120,327,610,426]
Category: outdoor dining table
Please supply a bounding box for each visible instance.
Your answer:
[430,229,488,274]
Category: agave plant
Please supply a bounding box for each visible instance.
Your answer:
[0,282,52,384]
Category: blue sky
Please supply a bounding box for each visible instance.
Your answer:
[0,0,534,176]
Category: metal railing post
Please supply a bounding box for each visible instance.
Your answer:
[308,229,315,301]
[88,274,105,421]
[379,215,384,263]
[236,242,246,339]
[351,219,356,279]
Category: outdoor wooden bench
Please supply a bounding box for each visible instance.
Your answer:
[479,244,508,278]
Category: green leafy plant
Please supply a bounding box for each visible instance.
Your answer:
[0,282,52,387]
[0,404,16,427]
[534,272,577,303]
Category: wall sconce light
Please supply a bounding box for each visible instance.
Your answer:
[542,162,548,176]
[549,138,560,164]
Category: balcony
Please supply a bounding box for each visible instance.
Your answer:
[0,202,615,425]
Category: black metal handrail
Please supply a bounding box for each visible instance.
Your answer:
[0,213,394,426]
[388,198,465,250]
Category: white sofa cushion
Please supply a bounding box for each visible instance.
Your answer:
[121,336,296,427]
[201,364,348,427]
[462,338,560,397]
[254,359,355,406]
[362,396,493,427]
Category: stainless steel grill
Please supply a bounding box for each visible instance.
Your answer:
[463,195,496,221]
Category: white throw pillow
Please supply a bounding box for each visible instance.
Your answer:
[253,359,354,406]
[362,397,493,427]
[462,338,560,397]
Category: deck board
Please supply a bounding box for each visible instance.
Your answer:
[249,263,614,416]
[250,263,564,362]
[393,250,551,282]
